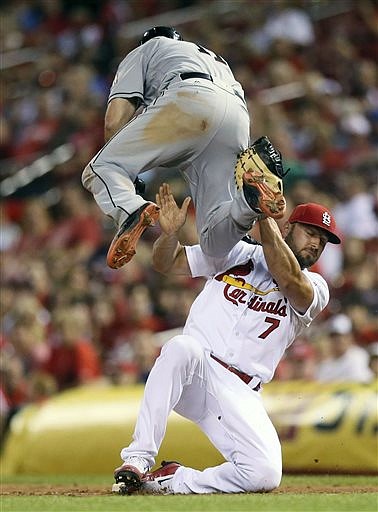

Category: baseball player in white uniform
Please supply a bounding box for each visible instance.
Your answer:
[81,26,287,270]
[112,183,341,495]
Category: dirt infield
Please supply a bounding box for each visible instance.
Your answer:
[2,483,377,496]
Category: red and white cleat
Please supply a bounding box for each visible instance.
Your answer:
[142,460,181,494]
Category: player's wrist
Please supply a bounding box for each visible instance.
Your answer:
[160,230,180,239]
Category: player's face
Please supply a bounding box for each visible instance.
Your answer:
[285,223,328,269]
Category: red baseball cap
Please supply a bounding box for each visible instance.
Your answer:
[288,203,341,244]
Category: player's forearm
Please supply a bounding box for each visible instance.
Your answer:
[104,98,137,142]
[259,218,313,310]
[152,233,186,275]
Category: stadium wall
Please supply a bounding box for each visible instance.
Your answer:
[1,381,377,475]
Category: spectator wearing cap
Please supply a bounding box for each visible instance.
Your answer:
[315,314,373,383]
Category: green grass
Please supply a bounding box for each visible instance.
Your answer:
[1,474,377,512]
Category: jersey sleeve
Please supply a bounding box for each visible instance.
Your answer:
[295,270,330,325]
[185,242,257,278]
[108,48,145,104]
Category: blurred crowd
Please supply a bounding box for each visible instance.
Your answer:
[1,0,377,439]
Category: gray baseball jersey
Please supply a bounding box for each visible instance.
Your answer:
[83,37,258,257]
[109,38,245,105]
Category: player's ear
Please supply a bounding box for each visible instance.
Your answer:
[282,221,291,238]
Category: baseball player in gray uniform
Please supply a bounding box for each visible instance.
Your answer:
[112,183,340,495]
[82,26,287,270]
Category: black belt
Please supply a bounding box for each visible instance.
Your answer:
[210,354,261,391]
[179,72,244,102]
[180,72,213,82]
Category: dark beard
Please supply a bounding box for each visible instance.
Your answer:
[295,252,315,269]
[285,230,316,269]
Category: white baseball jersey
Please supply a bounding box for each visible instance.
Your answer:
[82,37,258,257]
[184,238,329,383]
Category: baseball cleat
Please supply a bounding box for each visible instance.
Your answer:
[234,136,288,219]
[112,456,150,495]
[141,460,181,494]
[107,203,160,269]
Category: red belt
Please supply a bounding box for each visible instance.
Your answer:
[210,354,261,391]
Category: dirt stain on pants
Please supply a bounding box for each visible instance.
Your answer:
[144,94,209,144]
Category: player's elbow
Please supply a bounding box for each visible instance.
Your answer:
[282,279,314,314]
[104,118,120,142]
[104,98,137,141]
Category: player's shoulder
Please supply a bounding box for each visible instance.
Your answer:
[142,36,184,48]
[227,237,262,265]
[128,37,165,57]
[136,37,191,60]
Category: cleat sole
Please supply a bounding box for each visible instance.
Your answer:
[107,204,160,269]
[113,469,143,495]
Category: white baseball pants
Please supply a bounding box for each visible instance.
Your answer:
[120,335,282,494]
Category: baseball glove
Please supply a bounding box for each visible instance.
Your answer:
[234,136,289,219]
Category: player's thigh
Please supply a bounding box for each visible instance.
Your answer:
[92,89,220,176]
[187,97,250,219]
[89,108,173,178]
[173,372,208,423]
[205,362,281,465]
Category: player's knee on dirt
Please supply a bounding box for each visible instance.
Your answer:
[255,462,281,492]
[236,461,281,492]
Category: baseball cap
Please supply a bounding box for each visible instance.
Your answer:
[327,314,352,335]
[288,203,341,244]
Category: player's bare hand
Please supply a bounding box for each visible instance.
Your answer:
[156,183,191,235]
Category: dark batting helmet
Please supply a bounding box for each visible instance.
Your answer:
[140,26,183,45]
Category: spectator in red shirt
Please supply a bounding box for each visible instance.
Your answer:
[44,305,101,390]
